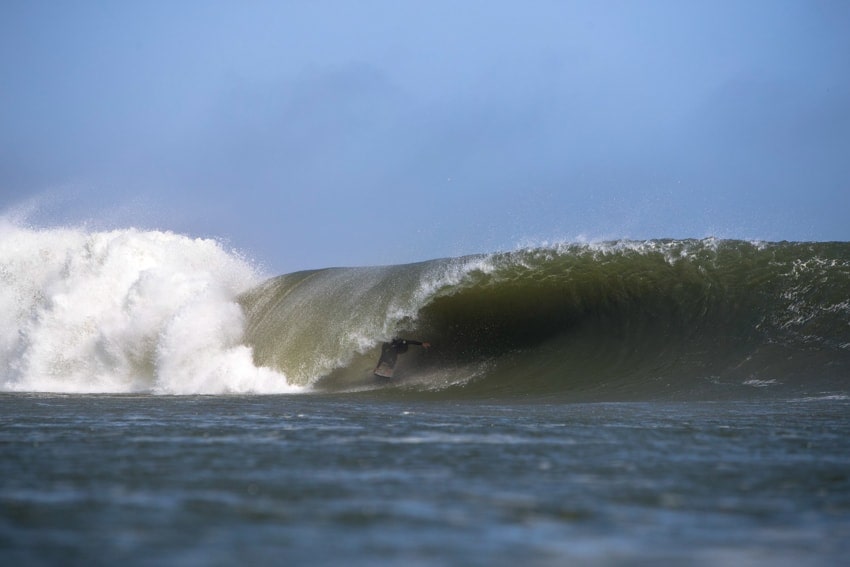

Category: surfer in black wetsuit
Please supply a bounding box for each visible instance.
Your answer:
[374,338,431,377]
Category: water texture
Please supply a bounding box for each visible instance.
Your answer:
[2,394,848,565]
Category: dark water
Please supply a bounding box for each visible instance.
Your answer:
[3,393,849,566]
[242,239,850,396]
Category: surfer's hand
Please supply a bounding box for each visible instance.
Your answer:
[422,342,431,349]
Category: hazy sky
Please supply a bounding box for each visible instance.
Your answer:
[2,1,848,272]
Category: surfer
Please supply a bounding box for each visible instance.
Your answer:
[373,338,431,378]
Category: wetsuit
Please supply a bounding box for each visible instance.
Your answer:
[376,339,425,371]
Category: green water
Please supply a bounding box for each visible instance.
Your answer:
[241,240,850,395]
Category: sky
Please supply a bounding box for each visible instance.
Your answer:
[2,0,849,273]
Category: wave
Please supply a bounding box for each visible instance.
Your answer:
[3,219,848,399]
[240,239,850,399]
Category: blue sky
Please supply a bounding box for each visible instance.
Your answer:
[2,1,848,272]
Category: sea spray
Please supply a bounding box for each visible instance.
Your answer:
[0,221,299,394]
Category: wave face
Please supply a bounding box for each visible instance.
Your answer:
[3,223,848,399]
[241,239,850,399]
[0,222,297,394]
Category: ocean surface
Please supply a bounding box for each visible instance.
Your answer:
[2,224,849,564]
[3,394,849,565]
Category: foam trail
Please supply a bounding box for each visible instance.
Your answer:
[0,218,301,394]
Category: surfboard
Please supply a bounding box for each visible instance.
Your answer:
[373,361,395,378]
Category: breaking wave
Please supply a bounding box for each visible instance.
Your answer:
[0,220,297,394]
[3,217,849,400]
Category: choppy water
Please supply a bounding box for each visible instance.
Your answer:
[2,393,849,565]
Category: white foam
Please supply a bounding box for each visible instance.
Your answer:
[0,219,302,394]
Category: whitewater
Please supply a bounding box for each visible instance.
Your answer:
[0,220,297,394]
